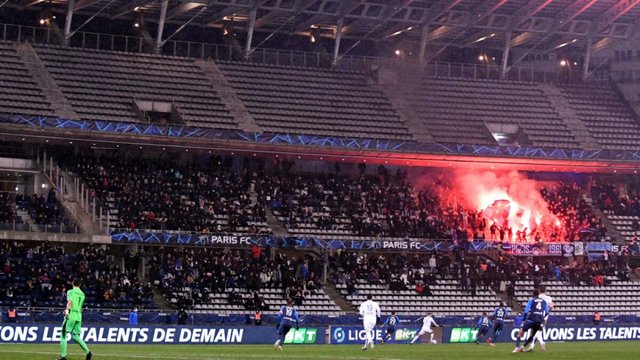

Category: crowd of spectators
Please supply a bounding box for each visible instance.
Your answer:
[592,179,640,217]
[146,245,322,311]
[60,153,270,234]
[0,192,17,223]
[330,245,630,305]
[51,148,623,243]
[0,190,71,229]
[0,241,153,309]
[541,182,606,242]
[260,164,606,243]
[15,190,70,227]
[329,250,457,295]
[259,164,451,239]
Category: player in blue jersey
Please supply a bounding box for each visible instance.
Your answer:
[380,311,401,344]
[274,299,300,351]
[487,302,509,346]
[513,289,548,353]
[475,312,493,345]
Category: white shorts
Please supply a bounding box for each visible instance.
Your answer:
[418,328,433,336]
[363,320,377,331]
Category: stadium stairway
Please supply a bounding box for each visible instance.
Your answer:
[539,83,601,150]
[39,159,102,234]
[583,194,623,242]
[14,42,78,119]
[323,283,357,313]
[195,58,261,133]
[375,70,434,143]
[265,210,289,236]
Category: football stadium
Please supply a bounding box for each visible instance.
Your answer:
[1,0,640,359]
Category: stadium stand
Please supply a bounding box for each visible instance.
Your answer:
[514,279,640,315]
[15,191,68,227]
[592,179,640,242]
[557,83,640,150]
[0,241,154,309]
[541,182,606,242]
[261,171,451,239]
[332,251,505,316]
[0,190,74,232]
[0,42,54,116]
[401,77,580,148]
[216,61,413,140]
[32,45,237,128]
[147,246,342,315]
[260,165,604,242]
[58,153,271,234]
[0,192,17,224]
[503,249,634,314]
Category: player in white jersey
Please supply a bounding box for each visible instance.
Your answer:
[411,312,439,344]
[529,286,553,352]
[359,294,381,350]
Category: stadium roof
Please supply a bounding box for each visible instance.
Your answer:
[5,0,640,60]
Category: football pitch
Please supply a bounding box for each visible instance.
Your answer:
[2,342,640,360]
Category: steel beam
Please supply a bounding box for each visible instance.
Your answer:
[166,2,205,21]
[244,4,258,59]
[155,0,169,53]
[75,0,102,11]
[507,0,554,30]
[332,16,344,66]
[20,0,44,9]
[418,25,428,65]
[588,0,640,37]
[112,0,155,19]
[204,7,242,27]
[507,0,600,71]
[501,30,512,78]
[423,0,509,64]
[63,0,76,43]
[583,36,593,80]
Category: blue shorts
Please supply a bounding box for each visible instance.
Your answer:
[522,320,543,333]
[277,323,292,336]
[493,322,504,333]
[385,327,396,336]
[478,327,489,336]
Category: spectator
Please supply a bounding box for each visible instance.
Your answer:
[7,306,17,323]
[254,310,262,326]
[593,311,601,325]
[177,308,188,325]
[514,313,524,327]
[128,307,138,326]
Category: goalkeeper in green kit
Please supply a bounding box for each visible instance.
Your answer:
[58,279,92,360]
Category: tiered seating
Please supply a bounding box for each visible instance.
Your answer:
[217,61,412,140]
[0,42,54,116]
[337,280,504,316]
[606,215,639,242]
[405,77,579,147]
[60,154,271,234]
[558,83,640,150]
[515,280,640,315]
[168,287,343,315]
[264,173,449,239]
[0,242,155,309]
[33,45,237,128]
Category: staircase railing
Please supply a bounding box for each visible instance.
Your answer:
[37,150,111,234]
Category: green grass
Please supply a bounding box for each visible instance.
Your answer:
[2,342,639,360]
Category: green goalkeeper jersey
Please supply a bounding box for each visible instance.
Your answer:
[67,287,85,322]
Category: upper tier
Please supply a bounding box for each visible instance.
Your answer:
[1,43,640,150]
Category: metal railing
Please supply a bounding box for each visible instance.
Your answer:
[37,150,111,234]
[0,222,80,233]
[0,22,608,82]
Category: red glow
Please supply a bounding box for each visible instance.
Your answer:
[427,170,565,242]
